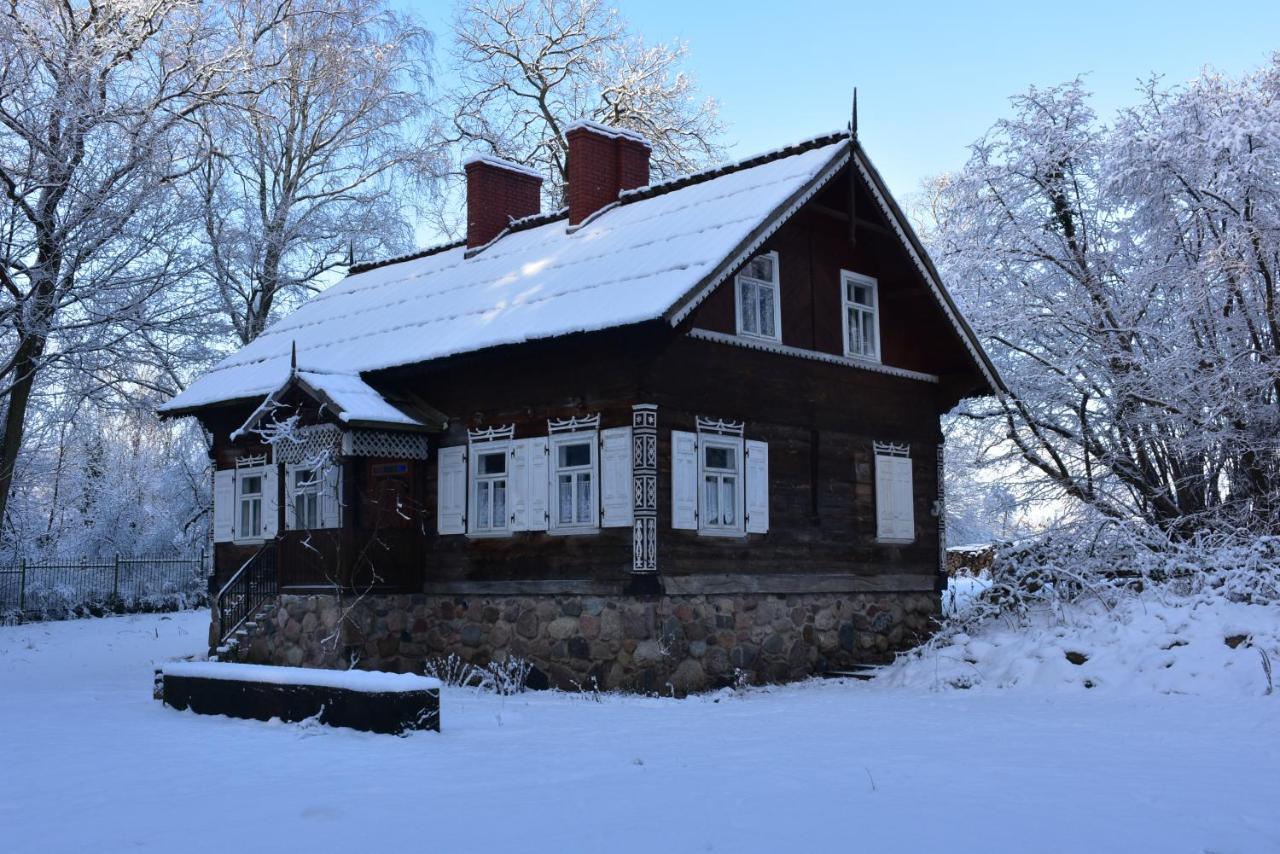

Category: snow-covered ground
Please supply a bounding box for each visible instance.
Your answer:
[1,610,1277,853]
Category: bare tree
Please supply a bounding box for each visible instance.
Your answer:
[194,0,444,346]
[0,0,232,534]
[444,0,725,217]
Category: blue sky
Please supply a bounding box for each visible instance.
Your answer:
[400,0,1279,198]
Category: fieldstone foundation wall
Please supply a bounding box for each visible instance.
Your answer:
[226,589,939,694]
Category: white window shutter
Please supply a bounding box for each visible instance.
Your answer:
[320,463,342,530]
[437,446,467,535]
[260,465,279,539]
[745,439,769,534]
[876,454,915,541]
[213,469,235,543]
[600,426,632,528]
[672,430,698,530]
[894,456,915,540]
[526,437,550,531]
[875,455,893,540]
[510,440,531,531]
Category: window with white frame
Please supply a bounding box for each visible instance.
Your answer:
[700,435,744,534]
[291,467,320,530]
[438,419,632,538]
[671,422,769,536]
[470,444,510,534]
[842,271,880,361]
[551,432,597,531]
[736,251,781,341]
[238,473,264,539]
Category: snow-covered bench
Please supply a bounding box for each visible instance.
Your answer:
[158,661,440,734]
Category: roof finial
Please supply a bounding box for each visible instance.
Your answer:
[850,87,859,141]
[290,340,297,374]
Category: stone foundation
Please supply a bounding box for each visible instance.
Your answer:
[225,589,939,694]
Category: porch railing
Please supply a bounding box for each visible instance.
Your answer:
[216,543,277,643]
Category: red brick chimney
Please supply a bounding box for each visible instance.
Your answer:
[463,154,543,249]
[565,120,652,226]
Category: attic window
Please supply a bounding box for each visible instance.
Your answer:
[735,251,781,342]
[842,271,880,361]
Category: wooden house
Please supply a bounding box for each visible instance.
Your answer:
[160,118,1000,692]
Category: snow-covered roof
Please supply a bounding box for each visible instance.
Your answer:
[294,371,425,428]
[162,133,851,416]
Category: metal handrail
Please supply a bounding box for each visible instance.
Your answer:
[216,543,277,643]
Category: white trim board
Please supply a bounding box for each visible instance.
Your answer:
[687,328,940,384]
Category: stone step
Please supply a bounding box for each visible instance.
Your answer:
[821,666,880,682]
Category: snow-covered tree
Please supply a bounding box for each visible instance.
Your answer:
[194,0,444,346]
[0,0,234,535]
[441,0,725,219]
[927,63,1280,535]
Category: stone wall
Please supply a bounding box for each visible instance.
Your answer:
[229,590,939,695]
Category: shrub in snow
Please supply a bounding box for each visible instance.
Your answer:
[882,520,1280,696]
[482,656,532,696]
[424,654,484,690]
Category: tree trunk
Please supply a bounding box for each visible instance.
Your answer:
[0,334,48,534]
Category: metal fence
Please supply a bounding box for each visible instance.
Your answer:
[0,551,208,620]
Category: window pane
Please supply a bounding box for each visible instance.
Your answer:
[722,477,736,525]
[850,282,872,306]
[558,474,573,524]
[577,472,592,523]
[758,285,775,338]
[480,452,506,475]
[250,500,261,537]
[558,442,591,468]
[493,481,507,528]
[242,475,261,496]
[860,311,876,356]
[241,502,251,536]
[704,475,719,524]
[739,280,758,334]
[705,445,735,471]
[745,255,773,281]
[477,481,490,528]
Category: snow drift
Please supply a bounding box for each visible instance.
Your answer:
[881,525,1280,696]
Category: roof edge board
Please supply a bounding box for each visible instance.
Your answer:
[850,147,1005,396]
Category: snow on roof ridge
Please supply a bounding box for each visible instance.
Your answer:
[619,130,848,201]
[564,119,652,147]
[348,238,465,275]
[461,152,544,181]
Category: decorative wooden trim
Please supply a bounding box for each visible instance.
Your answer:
[936,444,947,577]
[548,413,601,434]
[235,454,269,469]
[661,573,937,595]
[873,441,910,457]
[688,327,940,384]
[631,404,658,573]
[695,415,744,437]
[467,424,515,443]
